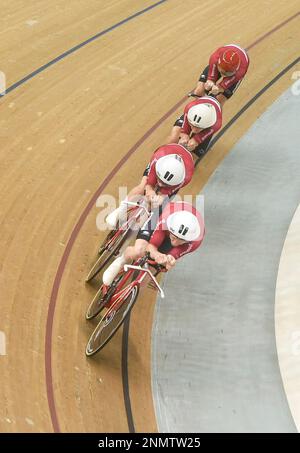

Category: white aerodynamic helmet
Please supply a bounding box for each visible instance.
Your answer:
[155,154,185,186]
[187,103,217,128]
[166,210,201,242]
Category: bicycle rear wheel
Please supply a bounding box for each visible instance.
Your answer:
[85,228,130,282]
[85,286,107,320]
[98,229,116,254]
[85,273,123,320]
[85,285,139,356]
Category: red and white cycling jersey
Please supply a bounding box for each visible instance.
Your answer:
[149,201,205,260]
[147,144,194,195]
[181,96,222,145]
[207,44,250,90]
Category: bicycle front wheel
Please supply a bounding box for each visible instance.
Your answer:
[85,285,139,356]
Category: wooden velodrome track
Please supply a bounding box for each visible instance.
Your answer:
[0,0,299,433]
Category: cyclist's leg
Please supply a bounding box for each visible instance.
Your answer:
[167,114,184,143]
[102,238,149,286]
[103,205,159,285]
[106,176,147,228]
[126,176,147,199]
[122,207,162,263]
[103,186,169,285]
[123,239,148,261]
[122,205,159,261]
[193,65,209,97]
[103,197,170,285]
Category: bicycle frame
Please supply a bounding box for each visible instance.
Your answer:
[85,251,168,354]
[124,264,165,298]
[104,259,165,312]
[104,201,151,249]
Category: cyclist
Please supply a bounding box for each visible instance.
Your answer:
[167,96,222,157]
[191,44,250,106]
[103,201,205,286]
[106,144,195,228]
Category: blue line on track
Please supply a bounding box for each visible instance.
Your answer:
[0,0,167,97]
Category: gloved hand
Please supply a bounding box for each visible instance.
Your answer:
[166,255,176,270]
[204,80,214,91]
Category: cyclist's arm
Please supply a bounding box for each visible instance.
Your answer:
[212,84,224,95]
[207,51,220,81]
[178,132,189,145]
[186,137,199,151]
[145,163,164,202]
[145,185,165,209]
[146,243,164,262]
[145,184,156,200]
[215,92,227,106]
[147,243,176,270]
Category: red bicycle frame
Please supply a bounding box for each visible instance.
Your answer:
[104,259,165,311]
[105,200,151,249]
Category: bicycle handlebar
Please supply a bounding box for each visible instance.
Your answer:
[123,264,165,298]
[147,259,166,273]
[142,252,166,272]
[122,200,151,218]
[188,91,217,98]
